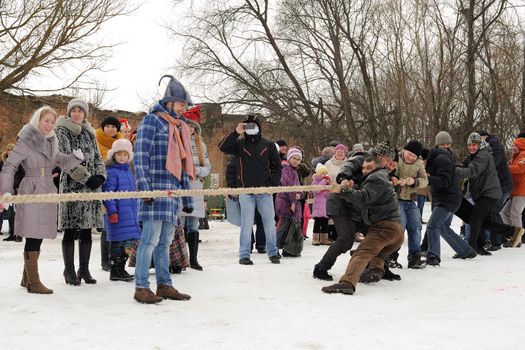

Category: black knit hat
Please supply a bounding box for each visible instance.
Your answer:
[276,139,287,147]
[477,130,489,137]
[421,148,429,160]
[517,132,525,139]
[101,116,121,132]
[404,140,423,157]
[329,140,342,147]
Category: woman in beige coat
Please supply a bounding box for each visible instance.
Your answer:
[0,106,83,294]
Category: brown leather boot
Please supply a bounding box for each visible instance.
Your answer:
[312,233,320,246]
[134,288,163,304]
[24,251,53,294]
[156,284,191,301]
[320,233,332,245]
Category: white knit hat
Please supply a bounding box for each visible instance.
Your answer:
[107,139,133,162]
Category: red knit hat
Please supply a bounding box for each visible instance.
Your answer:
[183,105,201,123]
[120,118,131,131]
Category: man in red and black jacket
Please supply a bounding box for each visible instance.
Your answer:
[219,115,282,265]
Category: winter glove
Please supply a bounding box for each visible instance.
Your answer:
[108,213,119,224]
[143,198,154,204]
[72,149,84,160]
[85,175,105,190]
[182,206,194,214]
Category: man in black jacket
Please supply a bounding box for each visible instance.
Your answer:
[219,115,282,265]
[321,156,404,295]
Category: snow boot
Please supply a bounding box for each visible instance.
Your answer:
[359,267,384,283]
[382,265,401,281]
[319,233,332,245]
[188,231,203,271]
[77,240,97,284]
[62,241,81,285]
[313,265,333,281]
[407,254,426,269]
[312,233,320,246]
[110,253,134,282]
[24,251,53,294]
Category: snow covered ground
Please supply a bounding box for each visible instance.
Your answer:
[1,207,525,350]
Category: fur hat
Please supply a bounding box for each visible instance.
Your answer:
[435,131,452,145]
[101,116,121,132]
[287,147,302,161]
[67,98,89,118]
[373,142,396,159]
[183,105,201,123]
[107,138,133,162]
[334,144,348,153]
[467,132,481,145]
[404,140,423,157]
[159,75,193,106]
[315,163,328,175]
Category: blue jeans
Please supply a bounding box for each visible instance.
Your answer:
[417,194,426,218]
[399,200,422,256]
[427,206,472,258]
[135,221,175,289]
[239,194,278,259]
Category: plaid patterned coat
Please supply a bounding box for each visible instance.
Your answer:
[134,102,193,224]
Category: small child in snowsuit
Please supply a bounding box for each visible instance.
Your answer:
[103,139,141,281]
[311,163,331,245]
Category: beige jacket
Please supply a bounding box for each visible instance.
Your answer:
[396,157,428,201]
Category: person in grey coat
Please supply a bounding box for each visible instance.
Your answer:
[0,106,83,294]
[180,118,211,271]
[55,98,107,286]
[455,132,523,254]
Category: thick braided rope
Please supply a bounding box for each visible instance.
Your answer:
[0,185,333,204]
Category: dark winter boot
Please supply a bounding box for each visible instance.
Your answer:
[313,265,333,281]
[100,230,110,271]
[382,265,401,281]
[77,240,97,284]
[359,267,384,283]
[62,241,81,286]
[188,231,203,271]
[407,253,426,269]
[110,253,134,282]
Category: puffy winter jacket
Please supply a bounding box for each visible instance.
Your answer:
[426,146,463,213]
[103,162,141,242]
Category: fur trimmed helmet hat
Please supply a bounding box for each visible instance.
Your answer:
[467,132,482,145]
[159,75,193,106]
[67,98,89,118]
[404,140,423,157]
[101,116,121,132]
[107,138,133,162]
[373,142,396,159]
[435,131,452,146]
[287,147,302,161]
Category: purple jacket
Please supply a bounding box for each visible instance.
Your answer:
[275,163,302,220]
[312,174,330,218]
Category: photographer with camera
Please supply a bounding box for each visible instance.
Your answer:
[219,115,282,265]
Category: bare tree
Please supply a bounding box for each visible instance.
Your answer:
[0,0,130,93]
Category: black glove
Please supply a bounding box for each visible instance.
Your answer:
[182,206,194,214]
[143,198,154,204]
[85,175,106,190]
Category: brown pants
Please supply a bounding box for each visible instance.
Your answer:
[339,220,404,288]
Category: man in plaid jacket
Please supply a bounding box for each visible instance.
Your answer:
[133,76,195,304]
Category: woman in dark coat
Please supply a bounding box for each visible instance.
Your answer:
[55,98,107,286]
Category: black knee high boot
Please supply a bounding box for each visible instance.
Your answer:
[188,231,203,271]
[100,230,110,271]
[62,241,81,285]
[78,240,97,284]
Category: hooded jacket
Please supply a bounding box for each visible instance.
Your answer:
[218,119,281,188]
[426,146,463,213]
[508,138,525,197]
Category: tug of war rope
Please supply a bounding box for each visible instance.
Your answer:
[0,185,333,205]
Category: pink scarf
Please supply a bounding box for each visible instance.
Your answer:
[156,112,195,181]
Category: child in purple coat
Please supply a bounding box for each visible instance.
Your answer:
[311,163,331,245]
[275,147,304,226]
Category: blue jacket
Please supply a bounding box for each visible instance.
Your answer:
[103,162,141,242]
